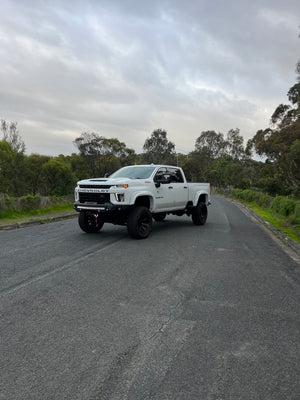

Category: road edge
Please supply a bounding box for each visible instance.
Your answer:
[221,196,300,259]
[0,212,77,231]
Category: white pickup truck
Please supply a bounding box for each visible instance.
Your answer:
[74,164,211,239]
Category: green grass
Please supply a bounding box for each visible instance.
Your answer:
[0,204,74,224]
[239,202,300,245]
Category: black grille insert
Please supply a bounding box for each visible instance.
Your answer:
[79,193,110,204]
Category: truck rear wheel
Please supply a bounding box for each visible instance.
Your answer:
[78,212,104,233]
[153,212,166,222]
[192,202,207,225]
[127,206,152,239]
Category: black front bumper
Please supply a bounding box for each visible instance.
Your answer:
[73,202,131,214]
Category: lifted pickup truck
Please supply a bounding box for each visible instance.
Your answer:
[74,165,211,239]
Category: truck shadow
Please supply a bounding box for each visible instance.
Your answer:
[151,217,204,233]
[73,215,208,242]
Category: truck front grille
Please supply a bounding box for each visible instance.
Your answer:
[79,193,111,204]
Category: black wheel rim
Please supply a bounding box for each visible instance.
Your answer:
[88,215,95,228]
[138,213,151,235]
[200,206,207,222]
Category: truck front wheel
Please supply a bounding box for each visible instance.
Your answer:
[192,202,207,225]
[127,206,152,239]
[78,212,104,233]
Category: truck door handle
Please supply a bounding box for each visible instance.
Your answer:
[168,186,173,189]
[184,186,188,189]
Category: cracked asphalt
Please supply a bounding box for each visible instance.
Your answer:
[1,196,300,399]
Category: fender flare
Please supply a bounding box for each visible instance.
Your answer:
[131,191,155,211]
[193,191,208,206]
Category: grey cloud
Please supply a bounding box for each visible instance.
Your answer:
[0,0,299,156]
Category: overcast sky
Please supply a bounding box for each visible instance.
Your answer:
[0,0,299,156]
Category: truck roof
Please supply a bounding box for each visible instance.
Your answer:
[128,164,181,168]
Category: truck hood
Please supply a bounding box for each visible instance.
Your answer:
[77,177,135,186]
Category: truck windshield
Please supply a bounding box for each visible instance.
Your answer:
[109,166,156,179]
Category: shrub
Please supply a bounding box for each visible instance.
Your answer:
[279,197,296,217]
[4,195,16,212]
[291,185,300,198]
[289,203,300,225]
[232,189,243,199]
[258,194,272,208]
[241,189,258,202]
[256,178,281,196]
[39,195,73,209]
[289,215,300,225]
[238,179,250,190]
[0,194,5,210]
[19,195,41,211]
[295,203,300,219]
[272,196,284,214]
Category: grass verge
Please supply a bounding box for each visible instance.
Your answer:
[0,204,74,225]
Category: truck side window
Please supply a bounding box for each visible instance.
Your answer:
[167,168,184,183]
[154,168,167,182]
[175,169,184,183]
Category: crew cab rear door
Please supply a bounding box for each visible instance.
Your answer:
[166,167,188,208]
[154,167,188,210]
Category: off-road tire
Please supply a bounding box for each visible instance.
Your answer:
[152,212,167,222]
[192,202,207,225]
[78,212,104,233]
[127,206,152,239]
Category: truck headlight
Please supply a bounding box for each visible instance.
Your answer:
[113,184,128,189]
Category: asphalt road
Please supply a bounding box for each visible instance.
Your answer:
[1,196,300,400]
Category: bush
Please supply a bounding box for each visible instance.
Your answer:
[232,189,261,203]
[0,194,6,210]
[289,215,300,225]
[232,189,243,199]
[4,195,16,212]
[295,203,300,218]
[256,178,281,196]
[289,203,300,225]
[272,196,284,213]
[19,195,41,211]
[279,197,296,217]
[241,189,258,202]
[291,185,300,198]
[238,179,250,190]
[258,194,272,208]
[39,195,73,209]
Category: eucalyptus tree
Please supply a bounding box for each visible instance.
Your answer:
[143,129,176,164]
[74,132,136,177]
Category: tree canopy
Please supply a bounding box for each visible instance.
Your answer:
[249,65,300,190]
[143,129,176,164]
[1,120,25,153]
[74,132,136,177]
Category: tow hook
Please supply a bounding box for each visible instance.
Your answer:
[94,214,98,227]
